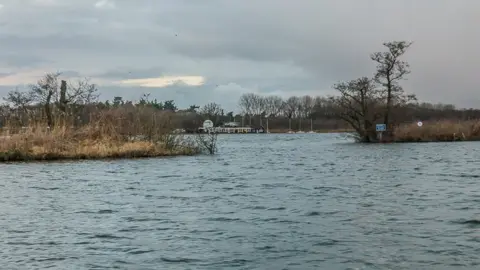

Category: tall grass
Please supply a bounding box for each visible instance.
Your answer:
[0,106,200,162]
[393,120,480,142]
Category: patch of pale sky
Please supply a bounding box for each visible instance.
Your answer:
[94,0,115,9]
[119,76,205,88]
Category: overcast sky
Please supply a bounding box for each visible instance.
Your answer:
[0,0,479,111]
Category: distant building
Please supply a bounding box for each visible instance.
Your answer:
[222,121,240,127]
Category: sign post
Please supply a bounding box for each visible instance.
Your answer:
[376,124,386,142]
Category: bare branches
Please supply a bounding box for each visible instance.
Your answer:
[371,41,413,132]
[200,102,223,125]
[263,95,283,117]
[67,78,99,105]
[283,96,300,119]
[195,131,218,155]
[3,89,35,111]
[331,77,381,142]
[331,40,414,142]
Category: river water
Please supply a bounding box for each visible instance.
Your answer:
[1,134,479,269]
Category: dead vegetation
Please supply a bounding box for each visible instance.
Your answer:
[393,120,480,142]
[0,72,209,162]
[0,108,201,162]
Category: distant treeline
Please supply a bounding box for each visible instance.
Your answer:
[1,70,479,133]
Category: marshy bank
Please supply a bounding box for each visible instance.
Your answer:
[0,127,199,162]
[392,120,480,142]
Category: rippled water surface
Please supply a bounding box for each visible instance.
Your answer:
[1,134,480,269]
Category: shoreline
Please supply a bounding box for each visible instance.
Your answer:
[0,137,200,163]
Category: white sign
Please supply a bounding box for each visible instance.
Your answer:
[417,121,423,127]
[203,120,214,128]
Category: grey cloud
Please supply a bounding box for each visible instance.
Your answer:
[0,0,479,108]
[0,52,50,68]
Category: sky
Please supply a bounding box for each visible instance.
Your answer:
[0,0,479,112]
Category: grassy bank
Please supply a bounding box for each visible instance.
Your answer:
[393,120,480,142]
[0,124,199,162]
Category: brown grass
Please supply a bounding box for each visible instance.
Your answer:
[0,107,200,162]
[393,120,480,142]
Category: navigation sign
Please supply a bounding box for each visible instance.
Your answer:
[376,124,386,132]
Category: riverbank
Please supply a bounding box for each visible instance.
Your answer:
[393,120,480,142]
[0,126,199,162]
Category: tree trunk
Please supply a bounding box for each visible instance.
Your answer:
[58,80,67,113]
[45,90,54,128]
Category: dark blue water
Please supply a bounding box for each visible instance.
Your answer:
[1,134,479,269]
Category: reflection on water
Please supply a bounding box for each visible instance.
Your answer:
[1,134,479,269]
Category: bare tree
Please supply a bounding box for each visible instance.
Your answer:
[250,94,265,116]
[195,131,218,154]
[200,102,223,125]
[67,78,99,105]
[238,93,258,125]
[238,93,252,115]
[29,72,61,127]
[283,96,300,119]
[3,89,35,114]
[300,95,315,118]
[263,95,284,117]
[331,77,381,142]
[371,41,414,134]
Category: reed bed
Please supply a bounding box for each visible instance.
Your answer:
[393,120,480,142]
[0,107,200,162]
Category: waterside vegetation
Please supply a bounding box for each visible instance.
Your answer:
[330,40,480,143]
[1,41,479,161]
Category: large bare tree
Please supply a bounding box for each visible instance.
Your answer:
[371,41,415,134]
[331,77,381,142]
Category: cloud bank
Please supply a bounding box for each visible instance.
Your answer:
[0,0,479,111]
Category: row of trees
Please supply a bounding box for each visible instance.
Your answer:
[2,44,479,137]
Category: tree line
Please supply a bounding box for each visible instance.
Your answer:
[1,45,479,135]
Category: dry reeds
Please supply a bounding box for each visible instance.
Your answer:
[0,106,200,162]
[393,120,480,142]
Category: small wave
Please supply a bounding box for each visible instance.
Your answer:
[29,186,60,190]
[313,186,346,192]
[74,209,117,214]
[206,217,242,222]
[267,207,286,211]
[6,229,32,233]
[128,249,155,255]
[305,211,321,216]
[7,241,59,246]
[124,217,167,222]
[160,175,182,178]
[33,257,68,262]
[161,257,201,263]
[452,219,480,227]
[314,239,339,246]
[98,209,116,214]
[89,234,133,240]
[256,245,274,251]
[73,241,92,245]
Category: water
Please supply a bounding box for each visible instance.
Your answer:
[1,134,480,269]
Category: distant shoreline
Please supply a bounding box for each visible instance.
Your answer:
[267,129,353,134]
